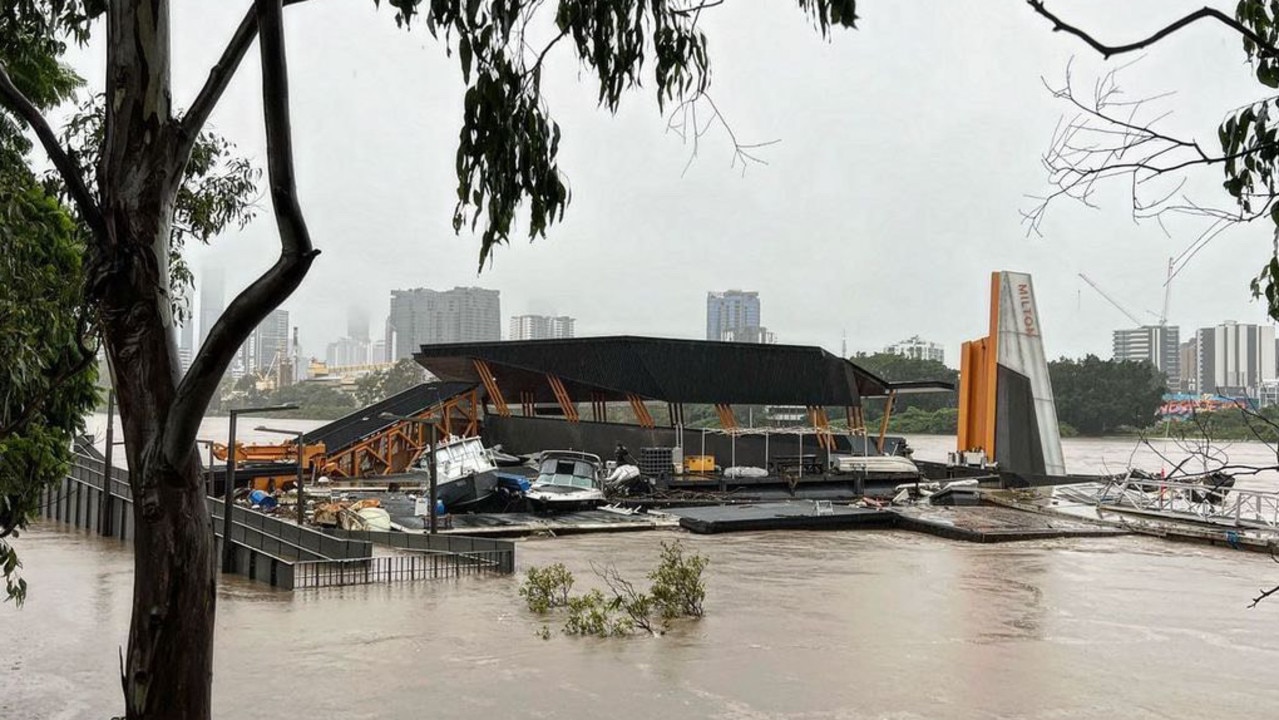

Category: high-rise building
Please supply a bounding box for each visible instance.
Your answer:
[198,267,225,350]
[1194,321,1276,397]
[347,305,370,343]
[509,315,576,340]
[885,335,945,364]
[388,286,501,359]
[240,308,289,378]
[1112,325,1180,389]
[326,337,371,367]
[1179,339,1198,393]
[706,290,765,343]
[721,326,776,344]
[178,312,195,374]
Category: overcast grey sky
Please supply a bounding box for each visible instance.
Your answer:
[62,1,1276,365]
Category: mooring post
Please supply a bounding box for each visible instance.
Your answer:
[429,422,439,535]
[222,410,239,573]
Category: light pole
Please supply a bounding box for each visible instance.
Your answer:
[255,426,307,526]
[195,439,217,499]
[222,404,298,572]
[380,411,439,534]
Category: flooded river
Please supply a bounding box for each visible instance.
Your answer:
[5,436,1279,719]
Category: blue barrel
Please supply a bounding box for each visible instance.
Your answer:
[248,490,278,511]
[435,499,447,517]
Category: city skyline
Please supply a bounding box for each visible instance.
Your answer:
[510,314,576,341]
[149,3,1279,374]
[387,286,501,359]
[187,263,1279,374]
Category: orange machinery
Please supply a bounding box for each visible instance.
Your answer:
[210,386,485,490]
[210,440,327,491]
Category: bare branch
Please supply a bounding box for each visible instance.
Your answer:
[165,0,319,466]
[0,64,106,238]
[524,28,569,85]
[667,93,779,177]
[1026,1,1279,60]
[1022,66,1269,243]
[1250,583,1279,608]
[0,334,99,439]
[672,0,725,16]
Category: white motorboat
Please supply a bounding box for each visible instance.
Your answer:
[525,451,606,512]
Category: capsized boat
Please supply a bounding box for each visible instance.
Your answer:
[414,434,501,511]
[525,451,606,512]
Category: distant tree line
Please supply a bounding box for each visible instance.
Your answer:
[851,352,1167,438]
[1049,355,1167,436]
[206,358,429,419]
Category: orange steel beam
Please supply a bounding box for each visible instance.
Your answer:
[846,406,866,435]
[984,271,1000,459]
[715,403,737,429]
[809,407,834,451]
[876,391,897,453]
[955,276,1001,457]
[546,374,579,422]
[628,394,655,428]
[318,389,481,477]
[473,359,510,417]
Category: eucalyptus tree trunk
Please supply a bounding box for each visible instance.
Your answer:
[94,3,219,718]
[82,1,316,716]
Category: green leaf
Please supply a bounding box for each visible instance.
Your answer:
[459,35,473,82]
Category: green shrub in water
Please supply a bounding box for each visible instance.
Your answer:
[649,540,708,619]
[519,562,574,613]
[521,540,709,637]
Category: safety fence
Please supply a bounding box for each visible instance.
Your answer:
[41,447,516,590]
[290,549,513,589]
[320,528,515,573]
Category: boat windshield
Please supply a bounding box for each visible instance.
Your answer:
[536,458,597,489]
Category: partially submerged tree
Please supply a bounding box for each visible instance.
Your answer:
[1,1,858,716]
[0,9,257,611]
[1024,0,1279,319]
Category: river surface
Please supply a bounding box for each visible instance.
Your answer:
[5,435,1279,719]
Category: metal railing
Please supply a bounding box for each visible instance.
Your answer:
[48,449,515,590]
[208,498,372,561]
[320,527,515,570]
[291,549,511,589]
[1078,474,1279,530]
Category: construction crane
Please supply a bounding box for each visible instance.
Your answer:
[1157,256,1174,327]
[1078,273,1144,327]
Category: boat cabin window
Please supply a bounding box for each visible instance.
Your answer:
[537,458,597,488]
[432,437,496,477]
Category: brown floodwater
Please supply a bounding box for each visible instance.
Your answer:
[5,436,1279,719]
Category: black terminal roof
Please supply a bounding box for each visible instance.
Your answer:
[414,336,951,408]
[301,381,476,450]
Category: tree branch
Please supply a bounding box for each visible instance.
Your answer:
[0,337,99,439]
[1026,1,1279,59]
[0,64,106,238]
[165,0,319,466]
[178,0,314,159]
